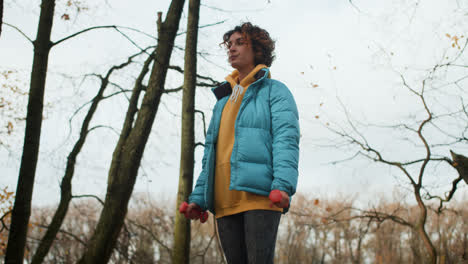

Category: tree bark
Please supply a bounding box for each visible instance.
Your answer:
[414,186,437,264]
[0,0,3,37]
[172,0,200,263]
[4,0,55,263]
[77,1,185,263]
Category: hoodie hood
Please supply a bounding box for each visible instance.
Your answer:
[212,65,271,101]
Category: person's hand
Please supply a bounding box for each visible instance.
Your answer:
[179,202,209,223]
[269,190,290,208]
[185,203,203,219]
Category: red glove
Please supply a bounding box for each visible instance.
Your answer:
[179,202,209,223]
[269,190,290,208]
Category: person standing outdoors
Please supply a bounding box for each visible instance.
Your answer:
[183,22,300,264]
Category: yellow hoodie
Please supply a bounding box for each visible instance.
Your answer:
[214,64,283,218]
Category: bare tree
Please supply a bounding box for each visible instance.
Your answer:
[173,0,201,263]
[4,1,165,261]
[15,190,468,263]
[26,199,101,263]
[282,193,468,263]
[5,1,56,262]
[30,48,153,264]
[77,1,186,262]
[322,37,468,264]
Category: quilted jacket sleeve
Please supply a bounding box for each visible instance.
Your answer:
[269,81,300,197]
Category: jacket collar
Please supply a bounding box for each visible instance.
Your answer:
[212,68,269,101]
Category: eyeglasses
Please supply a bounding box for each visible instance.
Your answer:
[223,37,248,50]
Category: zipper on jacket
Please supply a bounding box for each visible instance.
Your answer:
[230,82,258,188]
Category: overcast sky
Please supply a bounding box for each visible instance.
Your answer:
[1,0,467,207]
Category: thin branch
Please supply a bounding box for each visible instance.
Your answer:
[34,224,87,246]
[337,97,369,146]
[448,64,468,68]
[328,151,360,165]
[365,122,419,133]
[176,20,227,36]
[101,89,133,100]
[3,22,33,43]
[428,38,468,74]
[400,74,420,97]
[72,194,105,206]
[53,25,117,46]
[168,65,220,86]
[126,219,172,256]
[191,233,217,262]
[52,25,157,47]
[327,123,418,187]
[68,46,153,126]
[428,122,467,145]
[107,82,132,101]
[328,207,413,228]
[450,37,468,62]
[425,175,463,213]
[163,86,183,93]
[198,20,227,30]
[0,211,11,232]
[461,98,468,119]
[195,142,205,149]
[195,110,206,138]
[415,79,433,186]
[198,51,230,71]
[87,125,121,136]
[348,0,362,13]
[114,27,147,53]
[399,157,449,166]
[397,72,435,187]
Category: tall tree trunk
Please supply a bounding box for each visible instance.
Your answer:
[77,1,185,263]
[414,187,437,264]
[172,0,200,263]
[4,0,55,263]
[30,52,147,264]
[0,0,3,37]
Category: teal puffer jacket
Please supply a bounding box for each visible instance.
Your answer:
[189,68,300,214]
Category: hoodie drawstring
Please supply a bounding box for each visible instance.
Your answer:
[230,84,244,103]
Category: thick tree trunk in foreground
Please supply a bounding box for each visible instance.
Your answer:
[5,0,55,263]
[172,0,201,263]
[78,0,186,263]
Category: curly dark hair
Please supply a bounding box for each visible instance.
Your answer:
[222,22,276,67]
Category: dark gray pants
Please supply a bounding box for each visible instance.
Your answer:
[216,210,282,264]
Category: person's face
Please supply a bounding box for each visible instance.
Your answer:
[226,32,255,71]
